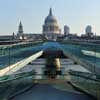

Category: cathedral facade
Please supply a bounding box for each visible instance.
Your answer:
[42,8,61,40]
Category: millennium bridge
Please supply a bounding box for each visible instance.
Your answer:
[0,40,100,100]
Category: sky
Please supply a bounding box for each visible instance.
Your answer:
[0,0,100,35]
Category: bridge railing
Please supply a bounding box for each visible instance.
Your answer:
[67,73,100,99]
[0,70,99,99]
[0,69,100,82]
[62,46,100,78]
[0,50,43,77]
[0,41,43,69]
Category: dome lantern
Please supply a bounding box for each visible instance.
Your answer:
[49,8,52,16]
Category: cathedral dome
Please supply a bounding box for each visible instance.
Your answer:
[44,8,58,25]
[43,8,61,40]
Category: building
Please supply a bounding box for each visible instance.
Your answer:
[64,25,70,36]
[17,21,24,39]
[16,21,43,41]
[85,25,94,38]
[42,8,61,40]
[0,35,14,41]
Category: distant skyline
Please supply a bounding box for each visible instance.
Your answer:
[0,0,100,35]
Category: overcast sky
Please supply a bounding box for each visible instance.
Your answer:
[0,0,100,35]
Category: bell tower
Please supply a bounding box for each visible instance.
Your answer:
[17,21,24,39]
[18,21,23,34]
